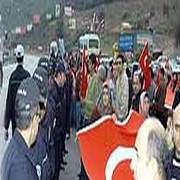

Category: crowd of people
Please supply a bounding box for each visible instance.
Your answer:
[0,39,180,180]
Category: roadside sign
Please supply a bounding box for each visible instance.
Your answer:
[119,32,134,52]
[135,32,153,53]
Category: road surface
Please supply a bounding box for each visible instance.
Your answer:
[0,55,81,180]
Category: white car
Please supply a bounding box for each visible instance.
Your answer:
[100,55,113,69]
[2,49,16,65]
[171,56,180,73]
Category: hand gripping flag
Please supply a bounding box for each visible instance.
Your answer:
[139,42,151,91]
[80,48,88,99]
[77,110,144,180]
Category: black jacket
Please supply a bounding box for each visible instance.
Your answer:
[164,149,180,180]
[4,64,30,132]
[54,85,67,138]
[30,126,52,180]
[1,130,39,180]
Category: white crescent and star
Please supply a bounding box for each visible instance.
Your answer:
[105,146,136,180]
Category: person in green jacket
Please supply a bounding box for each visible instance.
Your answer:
[83,55,106,125]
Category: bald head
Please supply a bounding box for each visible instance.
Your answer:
[131,118,168,180]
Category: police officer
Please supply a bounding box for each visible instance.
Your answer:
[30,66,52,180]
[52,62,67,180]
[1,78,41,180]
[4,44,30,138]
[38,56,50,75]
[49,41,61,79]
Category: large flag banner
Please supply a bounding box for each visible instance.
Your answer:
[139,42,151,90]
[80,48,88,99]
[77,111,144,180]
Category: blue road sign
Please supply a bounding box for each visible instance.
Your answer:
[119,32,134,52]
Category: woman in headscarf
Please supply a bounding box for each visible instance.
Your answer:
[91,83,115,121]
[139,91,150,119]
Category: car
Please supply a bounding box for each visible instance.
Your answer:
[171,56,180,73]
[100,55,113,69]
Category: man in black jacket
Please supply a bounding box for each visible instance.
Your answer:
[4,44,30,138]
[53,62,67,180]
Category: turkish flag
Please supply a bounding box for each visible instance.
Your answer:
[77,111,144,180]
[139,42,151,90]
[80,48,88,99]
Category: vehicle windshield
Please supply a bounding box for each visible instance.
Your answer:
[89,39,99,49]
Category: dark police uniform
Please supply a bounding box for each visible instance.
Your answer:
[45,79,60,180]
[4,64,30,135]
[55,84,67,158]
[29,79,59,180]
[30,125,52,180]
[51,80,65,180]
[1,130,39,180]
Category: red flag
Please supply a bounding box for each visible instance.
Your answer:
[139,42,151,90]
[77,111,144,180]
[80,48,88,99]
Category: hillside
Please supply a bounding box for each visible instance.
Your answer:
[1,0,179,55]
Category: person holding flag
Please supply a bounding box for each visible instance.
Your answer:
[78,52,106,179]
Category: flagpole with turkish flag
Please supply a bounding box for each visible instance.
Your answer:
[139,42,151,91]
[80,48,88,99]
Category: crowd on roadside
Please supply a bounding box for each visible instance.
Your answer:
[1,39,180,180]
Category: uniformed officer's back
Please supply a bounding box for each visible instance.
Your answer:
[4,44,30,138]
